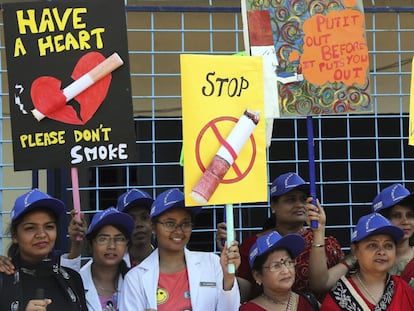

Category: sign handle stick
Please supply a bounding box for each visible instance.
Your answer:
[241,0,250,56]
[221,208,227,247]
[226,203,236,274]
[71,167,82,240]
[307,116,318,229]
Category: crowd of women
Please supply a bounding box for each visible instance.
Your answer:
[1,172,414,310]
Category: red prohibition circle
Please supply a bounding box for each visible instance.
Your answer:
[195,116,257,184]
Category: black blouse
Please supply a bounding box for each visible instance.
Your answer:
[0,254,87,311]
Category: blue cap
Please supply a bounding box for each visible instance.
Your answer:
[372,183,414,213]
[150,188,202,219]
[86,207,135,239]
[248,231,305,268]
[11,188,65,222]
[116,189,154,213]
[270,172,310,199]
[351,212,404,243]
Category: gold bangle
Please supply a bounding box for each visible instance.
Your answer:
[312,243,325,248]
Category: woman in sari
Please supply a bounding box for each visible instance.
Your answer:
[372,184,414,276]
[320,212,414,310]
[308,184,414,295]
[239,231,319,311]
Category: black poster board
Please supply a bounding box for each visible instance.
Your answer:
[3,0,137,170]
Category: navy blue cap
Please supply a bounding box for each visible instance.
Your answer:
[372,183,414,213]
[351,212,404,243]
[249,231,305,268]
[11,188,65,222]
[86,207,135,239]
[270,172,310,199]
[150,188,202,219]
[116,189,154,213]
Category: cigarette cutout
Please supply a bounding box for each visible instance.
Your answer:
[31,52,124,121]
[190,109,260,204]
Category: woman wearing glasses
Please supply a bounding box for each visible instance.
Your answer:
[119,188,241,311]
[239,231,319,311]
[80,207,134,311]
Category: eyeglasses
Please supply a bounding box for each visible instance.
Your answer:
[262,259,296,272]
[156,221,193,232]
[94,235,128,245]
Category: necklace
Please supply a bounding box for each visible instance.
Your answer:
[261,292,292,310]
[356,273,380,304]
[96,285,116,293]
[91,263,118,296]
[93,277,118,295]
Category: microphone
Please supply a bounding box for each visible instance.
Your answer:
[35,288,45,299]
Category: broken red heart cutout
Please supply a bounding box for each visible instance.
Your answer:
[30,51,111,125]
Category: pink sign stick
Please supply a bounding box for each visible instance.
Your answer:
[71,167,82,241]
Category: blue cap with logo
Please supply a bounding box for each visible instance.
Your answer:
[372,183,414,213]
[86,207,135,239]
[116,189,154,213]
[248,231,305,268]
[351,212,404,243]
[150,188,202,219]
[11,188,65,222]
[270,172,310,199]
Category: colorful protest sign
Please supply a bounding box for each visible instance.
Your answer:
[181,54,268,206]
[246,9,279,147]
[3,0,137,170]
[409,57,414,146]
[243,0,372,116]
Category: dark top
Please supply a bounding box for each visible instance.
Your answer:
[0,254,87,311]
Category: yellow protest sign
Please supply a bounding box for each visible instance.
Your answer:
[409,57,414,146]
[181,54,267,206]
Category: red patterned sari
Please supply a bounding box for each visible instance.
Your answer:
[321,275,414,310]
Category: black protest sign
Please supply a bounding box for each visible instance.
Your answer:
[3,0,137,171]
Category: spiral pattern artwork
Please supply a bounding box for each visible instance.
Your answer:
[245,0,372,116]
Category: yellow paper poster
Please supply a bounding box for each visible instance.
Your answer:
[181,54,267,206]
[410,57,414,146]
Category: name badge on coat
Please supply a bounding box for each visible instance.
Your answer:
[200,282,216,287]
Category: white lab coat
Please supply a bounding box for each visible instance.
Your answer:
[80,259,125,311]
[123,245,156,268]
[60,253,82,271]
[119,248,240,311]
